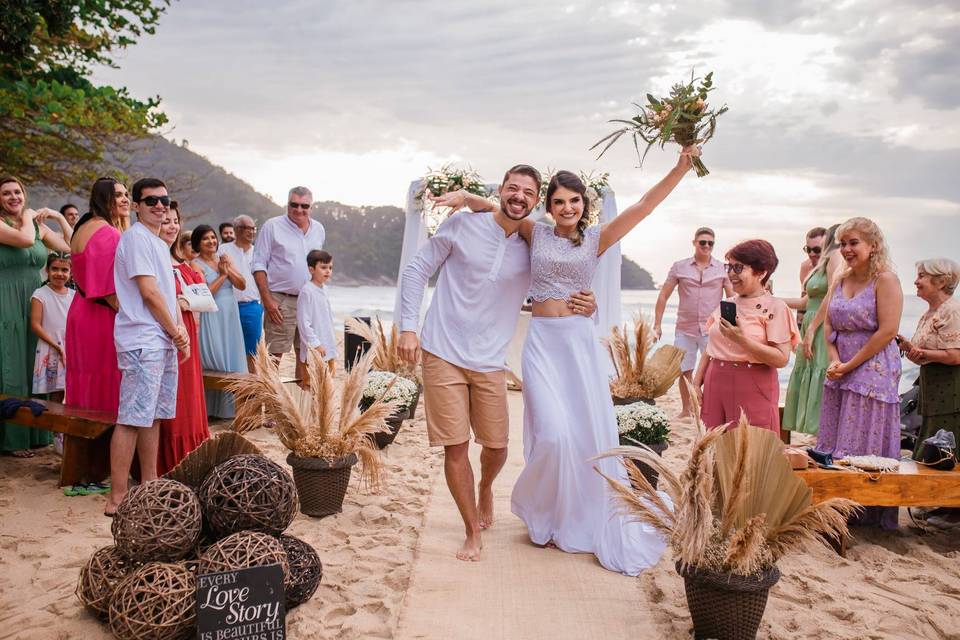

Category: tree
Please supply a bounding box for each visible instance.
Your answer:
[0,0,171,191]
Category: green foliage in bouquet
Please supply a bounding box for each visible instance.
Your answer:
[591,71,728,177]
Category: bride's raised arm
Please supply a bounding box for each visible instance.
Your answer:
[597,144,699,256]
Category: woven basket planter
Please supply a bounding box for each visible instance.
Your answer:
[286,452,358,517]
[373,411,409,449]
[407,385,422,419]
[620,441,668,489]
[676,561,780,640]
[611,395,655,406]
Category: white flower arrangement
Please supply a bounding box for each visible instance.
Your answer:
[615,402,670,445]
[539,170,610,227]
[414,165,492,235]
[362,371,418,408]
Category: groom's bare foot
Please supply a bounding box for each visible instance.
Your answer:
[456,533,482,561]
[478,486,495,529]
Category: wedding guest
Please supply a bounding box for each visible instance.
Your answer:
[654,227,733,418]
[106,178,189,515]
[252,187,325,377]
[782,224,843,436]
[192,225,247,419]
[296,250,337,381]
[693,239,799,432]
[60,203,80,229]
[816,217,902,529]
[31,252,75,402]
[156,206,209,476]
[178,231,197,262]
[897,258,960,463]
[0,176,72,457]
[219,214,262,371]
[66,178,129,421]
[219,221,235,244]
[797,226,826,325]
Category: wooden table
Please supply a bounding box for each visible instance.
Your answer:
[795,461,960,507]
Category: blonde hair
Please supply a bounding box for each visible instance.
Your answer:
[917,257,960,295]
[836,216,892,278]
[0,176,27,215]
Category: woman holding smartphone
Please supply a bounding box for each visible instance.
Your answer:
[693,239,800,432]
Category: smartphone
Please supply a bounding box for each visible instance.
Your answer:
[720,300,737,326]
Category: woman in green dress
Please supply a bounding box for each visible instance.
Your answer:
[782,224,844,435]
[0,177,73,456]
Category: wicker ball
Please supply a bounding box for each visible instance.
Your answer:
[112,479,202,562]
[108,562,196,640]
[279,535,322,608]
[198,531,290,584]
[76,546,140,619]
[199,454,298,538]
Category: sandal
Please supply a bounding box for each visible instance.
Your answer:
[10,449,35,458]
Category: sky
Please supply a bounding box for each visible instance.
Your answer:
[92,0,959,295]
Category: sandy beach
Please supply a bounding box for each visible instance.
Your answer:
[1,378,959,639]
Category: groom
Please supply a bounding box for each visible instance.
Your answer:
[398,165,596,561]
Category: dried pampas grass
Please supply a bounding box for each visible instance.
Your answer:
[594,380,859,576]
[345,316,421,384]
[606,316,683,400]
[227,342,400,488]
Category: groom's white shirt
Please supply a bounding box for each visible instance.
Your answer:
[400,211,530,373]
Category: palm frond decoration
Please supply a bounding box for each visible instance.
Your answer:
[594,384,860,577]
[227,341,401,488]
[606,316,683,400]
[345,316,421,384]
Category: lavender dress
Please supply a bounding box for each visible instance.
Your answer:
[816,278,901,529]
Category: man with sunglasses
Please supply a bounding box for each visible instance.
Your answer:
[252,187,325,372]
[797,227,826,324]
[653,226,733,418]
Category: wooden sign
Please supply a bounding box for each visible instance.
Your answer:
[197,565,286,640]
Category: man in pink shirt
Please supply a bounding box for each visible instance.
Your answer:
[653,227,733,418]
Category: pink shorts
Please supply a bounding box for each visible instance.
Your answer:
[701,358,780,433]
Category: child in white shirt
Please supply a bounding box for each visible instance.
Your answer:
[30,252,76,401]
[296,250,337,383]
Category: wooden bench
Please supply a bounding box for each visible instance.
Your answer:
[795,461,960,507]
[0,395,114,487]
[202,370,299,391]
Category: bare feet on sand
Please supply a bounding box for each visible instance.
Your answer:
[104,491,125,517]
[478,486,495,530]
[456,533,482,561]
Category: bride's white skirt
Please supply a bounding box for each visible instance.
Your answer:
[510,315,668,576]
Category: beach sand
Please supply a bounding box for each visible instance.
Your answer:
[1,379,959,639]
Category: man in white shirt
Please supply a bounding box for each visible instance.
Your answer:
[219,214,262,371]
[251,187,325,374]
[398,165,596,562]
[106,178,189,516]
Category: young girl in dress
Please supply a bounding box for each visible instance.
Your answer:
[31,252,75,403]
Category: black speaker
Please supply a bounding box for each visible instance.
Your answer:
[344,316,371,370]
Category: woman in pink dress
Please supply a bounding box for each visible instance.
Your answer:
[156,203,209,476]
[65,178,130,414]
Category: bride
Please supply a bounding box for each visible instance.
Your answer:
[434,145,698,575]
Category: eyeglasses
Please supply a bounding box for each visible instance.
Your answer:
[138,195,171,207]
[803,246,822,255]
[724,263,746,274]
[237,225,256,231]
[698,240,715,247]
[288,202,311,210]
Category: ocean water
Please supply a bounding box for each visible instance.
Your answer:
[326,285,925,393]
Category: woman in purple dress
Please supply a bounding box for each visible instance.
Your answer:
[816,216,903,529]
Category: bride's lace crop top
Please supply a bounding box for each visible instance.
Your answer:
[528,222,601,302]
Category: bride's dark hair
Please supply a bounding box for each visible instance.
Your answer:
[544,170,589,247]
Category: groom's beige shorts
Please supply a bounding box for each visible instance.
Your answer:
[421,350,509,449]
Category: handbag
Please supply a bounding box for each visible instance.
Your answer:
[174,267,218,313]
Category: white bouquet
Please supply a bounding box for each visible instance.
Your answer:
[361,371,418,410]
[615,402,670,446]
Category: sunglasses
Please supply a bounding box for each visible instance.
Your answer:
[803,246,822,255]
[288,202,311,210]
[698,240,715,247]
[724,263,746,274]
[138,195,171,207]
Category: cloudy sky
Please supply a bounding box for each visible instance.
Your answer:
[93,0,959,294]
